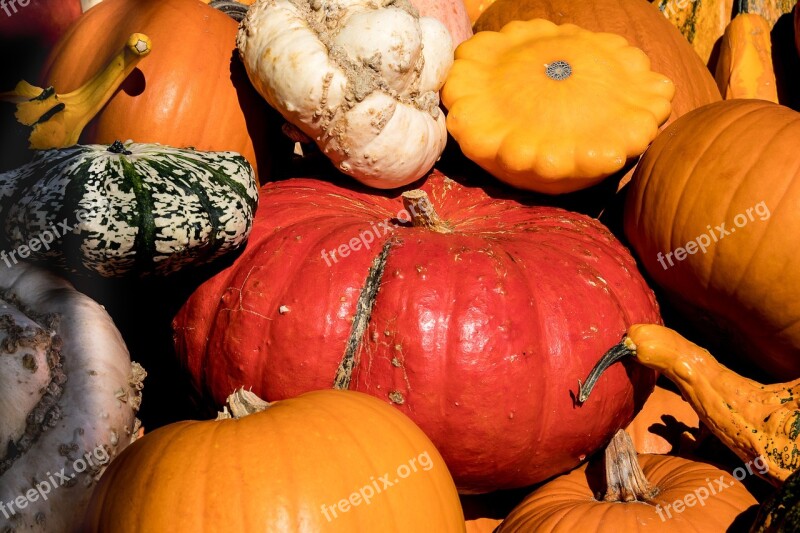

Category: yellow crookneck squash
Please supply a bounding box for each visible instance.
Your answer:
[579,324,800,486]
[715,13,779,102]
[441,18,674,194]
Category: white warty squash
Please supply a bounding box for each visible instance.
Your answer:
[237,0,453,188]
[0,262,144,532]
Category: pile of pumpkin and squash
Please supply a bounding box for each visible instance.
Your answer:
[0,0,798,531]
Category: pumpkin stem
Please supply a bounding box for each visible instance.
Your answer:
[401,190,453,233]
[0,33,151,149]
[577,338,636,403]
[603,429,658,502]
[216,388,270,420]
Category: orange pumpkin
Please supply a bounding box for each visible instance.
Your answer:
[41,0,271,176]
[625,383,700,455]
[624,99,800,379]
[498,430,758,531]
[83,389,465,532]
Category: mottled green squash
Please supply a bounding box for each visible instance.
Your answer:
[0,141,258,277]
[752,468,800,532]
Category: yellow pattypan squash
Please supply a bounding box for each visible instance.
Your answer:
[442,18,675,194]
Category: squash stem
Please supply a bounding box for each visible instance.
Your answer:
[603,429,658,502]
[0,33,152,149]
[578,340,635,403]
[401,190,453,233]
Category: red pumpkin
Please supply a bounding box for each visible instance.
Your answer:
[174,171,660,493]
[0,0,83,44]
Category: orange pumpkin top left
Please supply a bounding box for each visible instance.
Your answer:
[41,0,271,178]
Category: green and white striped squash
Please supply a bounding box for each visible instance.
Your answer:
[0,141,258,277]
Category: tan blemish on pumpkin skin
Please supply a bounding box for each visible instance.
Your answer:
[389,390,405,404]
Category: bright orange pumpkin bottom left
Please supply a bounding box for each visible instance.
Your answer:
[81,390,466,532]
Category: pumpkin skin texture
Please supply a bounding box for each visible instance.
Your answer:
[0,262,144,532]
[624,100,800,380]
[40,0,270,177]
[625,383,699,455]
[237,0,452,189]
[497,449,758,531]
[474,0,721,132]
[0,142,258,277]
[442,19,675,194]
[82,389,465,532]
[715,13,779,102]
[173,171,661,493]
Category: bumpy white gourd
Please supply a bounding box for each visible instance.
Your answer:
[238,0,453,188]
[0,262,144,532]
